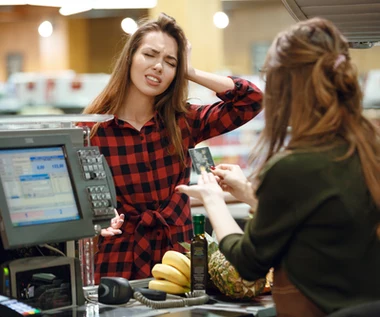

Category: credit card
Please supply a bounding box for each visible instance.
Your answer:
[189,146,215,175]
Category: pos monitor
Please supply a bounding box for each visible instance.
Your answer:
[0,131,117,250]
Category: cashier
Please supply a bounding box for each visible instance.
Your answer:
[176,17,380,316]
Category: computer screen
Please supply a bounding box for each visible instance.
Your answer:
[0,146,80,227]
[0,131,115,250]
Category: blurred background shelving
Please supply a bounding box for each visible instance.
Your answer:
[0,0,379,180]
[0,0,379,232]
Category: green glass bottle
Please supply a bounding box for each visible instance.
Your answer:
[191,214,208,293]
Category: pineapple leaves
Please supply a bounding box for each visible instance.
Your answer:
[179,241,191,251]
[205,232,219,257]
[179,231,219,260]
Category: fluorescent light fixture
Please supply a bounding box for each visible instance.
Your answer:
[0,0,65,6]
[59,6,91,16]
[27,0,65,7]
[91,0,157,9]
[0,1,26,4]
[0,0,157,9]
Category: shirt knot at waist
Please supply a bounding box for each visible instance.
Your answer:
[124,210,170,234]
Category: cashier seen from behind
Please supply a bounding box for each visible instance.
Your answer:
[81,13,263,284]
[176,17,380,317]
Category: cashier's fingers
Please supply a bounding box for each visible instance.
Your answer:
[176,184,203,201]
[213,175,221,183]
[201,171,218,184]
[220,183,229,191]
[215,164,234,170]
[211,168,227,180]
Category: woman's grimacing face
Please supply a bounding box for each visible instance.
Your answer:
[129,31,178,98]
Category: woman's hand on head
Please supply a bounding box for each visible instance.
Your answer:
[100,209,125,237]
[211,164,256,206]
[176,171,224,202]
[185,40,195,79]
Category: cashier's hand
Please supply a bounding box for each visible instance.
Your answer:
[100,209,124,237]
[211,164,257,208]
[176,171,224,203]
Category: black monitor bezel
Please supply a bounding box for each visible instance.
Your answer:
[0,134,95,249]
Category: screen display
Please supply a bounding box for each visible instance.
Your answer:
[0,146,80,227]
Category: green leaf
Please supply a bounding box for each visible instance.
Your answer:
[180,231,219,258]
[208,241,219,258]
[179,241,191,251]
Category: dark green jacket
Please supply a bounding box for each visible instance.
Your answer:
[219,147,380,314]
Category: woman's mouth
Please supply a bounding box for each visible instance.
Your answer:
[146,75,160,83]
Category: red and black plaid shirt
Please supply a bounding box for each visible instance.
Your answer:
[87,77,262,283]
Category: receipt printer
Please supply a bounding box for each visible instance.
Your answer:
[0,256,84,312]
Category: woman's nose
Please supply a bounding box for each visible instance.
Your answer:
[153,61,163,72]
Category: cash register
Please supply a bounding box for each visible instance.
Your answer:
[0,125,117,315]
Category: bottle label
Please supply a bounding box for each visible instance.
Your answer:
[191,245,207,291]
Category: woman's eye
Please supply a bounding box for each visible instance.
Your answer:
[166,61,176,67]
[144,53,153,57]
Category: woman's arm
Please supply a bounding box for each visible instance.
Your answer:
[187,68,235,93]
[182,42,262,146]
[202,190,244,240]
[183,74,263,146]
[176,171,243,242]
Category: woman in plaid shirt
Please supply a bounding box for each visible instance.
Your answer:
[82,13,263,283]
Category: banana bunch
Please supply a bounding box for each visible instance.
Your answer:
[148,250,191,294]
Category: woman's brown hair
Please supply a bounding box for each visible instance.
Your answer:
[252,17,380,208]
[83,13,189,165]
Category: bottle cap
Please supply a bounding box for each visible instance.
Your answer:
[192,214,205,235]
[192,214,205,223]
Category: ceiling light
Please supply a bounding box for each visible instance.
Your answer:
[121,17,137,34]
[59,6,92,16]
[38,20,53,37]
[27,0,65,7]
[0,0,65,6]
[213,11,229,29]
[91,0,157,9]
[0,0,157,8]
[0,1,26,4]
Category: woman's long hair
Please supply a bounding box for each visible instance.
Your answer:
[251,17,380,208]
[83,13,189,165]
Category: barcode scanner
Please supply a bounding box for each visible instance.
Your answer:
[98,277,166,305]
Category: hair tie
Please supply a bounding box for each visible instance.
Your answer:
[333,54,346,70]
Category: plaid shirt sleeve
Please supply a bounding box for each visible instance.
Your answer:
[182,76,263,145]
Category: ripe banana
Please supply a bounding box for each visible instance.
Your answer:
[162,250,190,280]
[149,279,190,295]
[152,263,190,287]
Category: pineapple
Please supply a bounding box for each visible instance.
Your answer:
[181,232,268,300]
[208,249,266,300]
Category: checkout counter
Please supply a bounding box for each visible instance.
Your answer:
[41,301,275,317]
[0,115,275,317]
